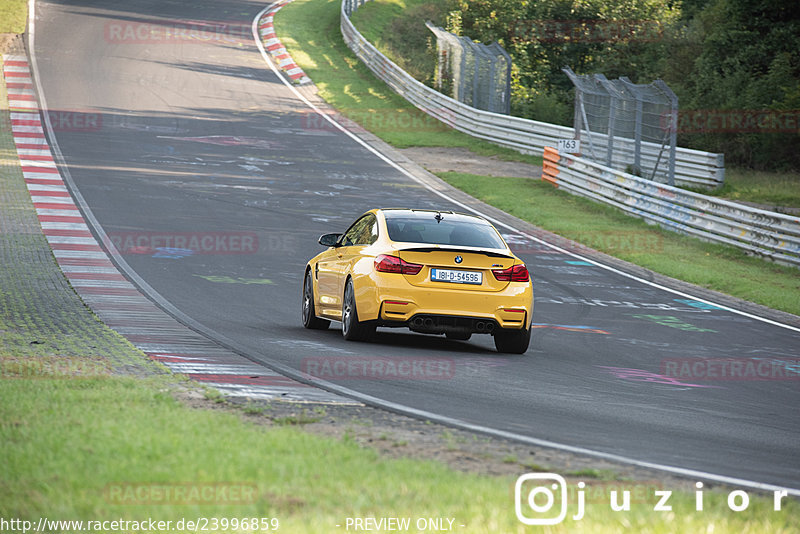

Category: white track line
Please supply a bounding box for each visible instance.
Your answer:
[22,0,356,406]
[252,6,800,335]
[250,3,800,496]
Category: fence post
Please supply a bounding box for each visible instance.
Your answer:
[655,80,679,187]
[427,23,511,114]
[343,3,724,188]
[621,77,643,175]
[565,66,682,185]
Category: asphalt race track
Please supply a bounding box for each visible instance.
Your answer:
[30,0,800,491]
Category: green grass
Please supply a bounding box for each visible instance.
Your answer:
[351,0,446,86]
[713,168,800,209]
[0,55,569,533]
[440,172,800,315]
[0,21,797,533]
[349,0,800,208]
[274,0,541,165]
[272,408,324,425]
[2,375,797,533]
[0,0,27,34]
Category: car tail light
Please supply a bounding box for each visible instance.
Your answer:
[492,263,529,282]
[374,254,423,275]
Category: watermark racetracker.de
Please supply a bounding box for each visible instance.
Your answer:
[103,482,258,505]
[0,356,111,379]
[301,108,456,135]
[511,19,665,44]
[662,110,800,134]
[505,231,664,256]
[104,231,259,255]
[104,19,251,45]
[661,358,800,381]
[301,357,455,381]
[0,517,279,533]
[45,110,103,131]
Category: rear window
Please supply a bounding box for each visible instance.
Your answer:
[384,213,506,249]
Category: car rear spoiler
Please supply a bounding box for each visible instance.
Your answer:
[396,246,514,259]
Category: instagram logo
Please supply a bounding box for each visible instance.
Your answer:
[514,473,569,525]
[514,474,792,524]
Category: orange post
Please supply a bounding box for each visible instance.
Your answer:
[541,146,560,187]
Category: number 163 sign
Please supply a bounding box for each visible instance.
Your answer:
[557,139,581,153]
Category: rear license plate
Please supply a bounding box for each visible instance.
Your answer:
[431,268,482,285]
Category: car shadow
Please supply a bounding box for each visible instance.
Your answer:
[288,325,502,355]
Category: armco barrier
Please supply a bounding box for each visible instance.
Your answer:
[340,0,725,188]
[542,147,800,267]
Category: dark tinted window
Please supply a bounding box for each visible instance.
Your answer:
[384,213,506,249]
[340,214,378,246]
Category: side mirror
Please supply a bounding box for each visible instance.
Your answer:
[318,233,342,247]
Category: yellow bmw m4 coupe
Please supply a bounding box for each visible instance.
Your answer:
[302,209,533,353]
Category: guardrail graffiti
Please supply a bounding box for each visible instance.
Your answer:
[541,147,800,267]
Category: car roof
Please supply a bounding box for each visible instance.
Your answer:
[377,208,492,224]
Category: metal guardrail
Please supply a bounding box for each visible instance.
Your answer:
[340,0,725,188]
[340,0,799,267]
[542,147,800,267]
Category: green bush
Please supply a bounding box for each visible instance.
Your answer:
[447,0,800,171]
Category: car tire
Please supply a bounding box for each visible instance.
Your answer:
[342,278,375,341]
[302,271,330,330]
[494,327,530,354]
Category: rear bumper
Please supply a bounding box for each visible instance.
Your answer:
[374,281,533,331]
[380,313,502,335]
